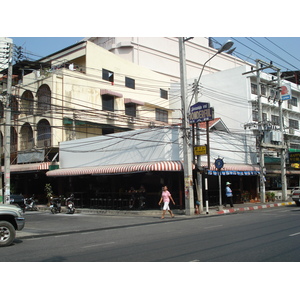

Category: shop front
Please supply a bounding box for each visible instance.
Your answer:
[46,161,185,210]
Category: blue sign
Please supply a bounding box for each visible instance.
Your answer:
[189,102,214,124]
[215,158,224,170]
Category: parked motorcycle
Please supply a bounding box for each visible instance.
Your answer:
[65,194,75,214]
[24,194,38,211]
[50,196,62,214]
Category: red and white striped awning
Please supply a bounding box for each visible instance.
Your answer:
[46,161,183,177]
[1,162,51,173]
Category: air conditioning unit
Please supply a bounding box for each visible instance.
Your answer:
[289,128,295,135]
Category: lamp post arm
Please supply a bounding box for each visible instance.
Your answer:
[188,51,218,109]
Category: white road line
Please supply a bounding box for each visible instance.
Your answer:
[289,232,300,237]
[82,242,115,249]
[204,225,223,229]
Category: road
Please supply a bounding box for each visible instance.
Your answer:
[1,205,300,262]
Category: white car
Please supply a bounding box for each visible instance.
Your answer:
[291,187,300,207]
[0,204,25,247]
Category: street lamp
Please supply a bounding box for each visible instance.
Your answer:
[189,40,234,108]
[193,40,234,213]
[179,38,234,215]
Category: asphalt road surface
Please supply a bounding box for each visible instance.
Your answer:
[2,205,300,262]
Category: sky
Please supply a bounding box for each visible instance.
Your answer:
[8,36,300,73]
[9,37,84,60]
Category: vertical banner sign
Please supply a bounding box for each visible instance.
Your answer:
[281,82,292,101]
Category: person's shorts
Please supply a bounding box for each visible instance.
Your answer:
[163,202,170,211]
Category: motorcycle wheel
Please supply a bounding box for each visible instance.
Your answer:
[51,208,56,214]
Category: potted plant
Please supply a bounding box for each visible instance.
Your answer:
[44,183,53,206]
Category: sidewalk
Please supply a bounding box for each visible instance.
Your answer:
[36,199,295,216]
[16,199,296,240]
[211,199,295,215]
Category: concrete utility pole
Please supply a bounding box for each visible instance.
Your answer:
[243,59,287,202]
[277,68,287,201]
[4,40,13,203]
[193,79,203,213]
[179,37,194,215]
[256,60,266,203]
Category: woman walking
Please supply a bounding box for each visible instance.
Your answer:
[158,186,175,219]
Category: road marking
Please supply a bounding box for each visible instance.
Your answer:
[82,242,115,249]
[204,225,223,229]
[54,234,70,238]
[289,232,300,237]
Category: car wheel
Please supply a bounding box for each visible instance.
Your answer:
[0,221,16,247]
[296,201,300,207]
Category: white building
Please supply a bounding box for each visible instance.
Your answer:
[192,64,300,189]
[87,37,247,80]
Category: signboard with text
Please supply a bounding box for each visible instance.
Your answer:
[189,102,214,124]
[194,145,207,156]
[289,152,300,164]
[281,82,292,101]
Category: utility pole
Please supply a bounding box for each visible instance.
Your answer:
[256,60,266,203]
[179,37,194,215]
[277,68,287,200]
[4,40,13,203]
[243,59,287,203]
[193,79,203,213]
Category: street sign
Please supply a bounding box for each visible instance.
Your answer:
[194,145,207,156]
[189,102,214,124]
[215,158,224,170]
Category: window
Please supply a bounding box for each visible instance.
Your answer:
[156,108,168,123]
[125,103,136,117]
[102,94,114,111]
[289,97,298,107]
[37,119,51,147]
[37,84,51,112]
[252,110,258,122]
[290,143,300,150]
[102,69,114,83]
[125,77,135,89]
[271,115,280,126]
[289,119,299,129]
[251,83,257,95]
[262,113,267,121]
[160,89,168,99]
[261,84,266,96]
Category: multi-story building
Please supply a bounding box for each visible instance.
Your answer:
[0,40,172,198]
[86,37,247,80]
[194,64,300,191]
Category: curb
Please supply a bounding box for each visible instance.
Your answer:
[216,201,295,215]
